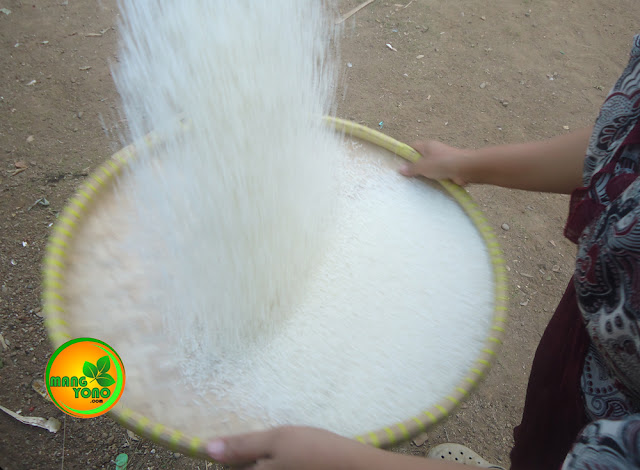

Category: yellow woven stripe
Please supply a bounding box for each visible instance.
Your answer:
[492,325,505,333]
[435,405,448,417]
[101,166,112,178]
[423,411,437,423]
[151,423,165,439]
[496,306,508,311]
[169,430,183,449]
[78,189,92,200]
[471,368,484,376]
[43,278,62,289]
[397,422,410,439]
[44,318,68,327]
[368,432,380,448]
[46,245,66,258]
[43,267,63,279]
[136,417,150,433]
[43,291,64,302]
[383,427,396,445]
[119,408,133,421]
[92,174,105,186]
[465,377,477,386]
[456,387,469,396]
[53,225,72,238]
[47,258,64,269]
[69,197,86,211]
[107,160,120,171]
[189,438,202,455]
[66,207,81,219]
[44,304,64,313]
[50,236,68,248]
[59,216,76,228]
[477,359,490,367]
[495,315,507,322]
[446,396,460,406]
[489,337,502,345]
[50,331,71,342]
[482,348,496,356]
[412,417,426,432]
[356,436,366,444]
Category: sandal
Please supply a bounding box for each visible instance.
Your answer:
[427,443,506,469]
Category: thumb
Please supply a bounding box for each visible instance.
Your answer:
[399,161,420,177]
[207,431,275,464]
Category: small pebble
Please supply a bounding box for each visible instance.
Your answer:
[501,223,510,231]
[416,54,424,59]
[173,453,181,458]
[26,135,34,143]
[479,82,486,89]
[77,111,84,119]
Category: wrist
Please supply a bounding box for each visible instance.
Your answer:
[451,149,479,185]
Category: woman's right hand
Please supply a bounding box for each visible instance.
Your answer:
[399,140,471,186]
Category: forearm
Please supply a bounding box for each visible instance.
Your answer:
[459,127,592,194]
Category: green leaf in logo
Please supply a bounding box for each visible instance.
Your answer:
[96,355,110,375]
[96,374,115,387]
[83,361,98,380]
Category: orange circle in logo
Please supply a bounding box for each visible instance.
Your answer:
[45,338,126,418]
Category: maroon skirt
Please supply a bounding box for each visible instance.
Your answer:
[509,279,590,470]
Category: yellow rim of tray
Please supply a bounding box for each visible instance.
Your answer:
[42,117,508,460]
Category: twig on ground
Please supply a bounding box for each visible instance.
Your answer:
[336,0,375,24]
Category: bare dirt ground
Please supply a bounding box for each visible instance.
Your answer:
[1,0,639,469]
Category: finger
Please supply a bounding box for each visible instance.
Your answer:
[399,162,418,177]
[207,431,275,465]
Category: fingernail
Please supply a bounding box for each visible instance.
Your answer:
[207,440,226,459]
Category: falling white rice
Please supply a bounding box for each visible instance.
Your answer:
[61,0,494,441]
